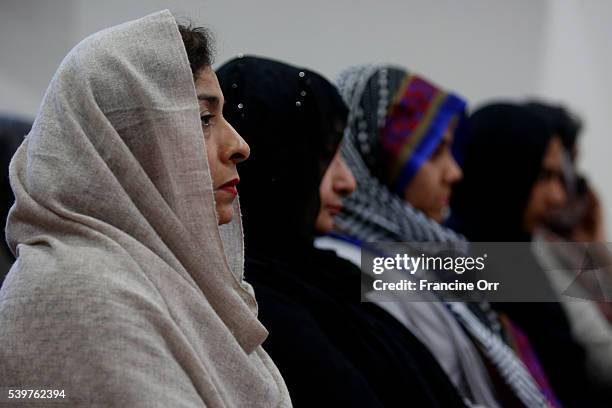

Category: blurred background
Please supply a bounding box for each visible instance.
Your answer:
[1,0,611,233]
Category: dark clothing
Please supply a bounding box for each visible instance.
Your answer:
[218,56,467,407]
[495,302,606,407]
[0,115,31,285]
[247,249,467,407]
[448,103,553,242]
[218,56,345,255]
[449,103,607,407]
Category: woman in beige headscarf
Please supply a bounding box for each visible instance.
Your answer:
[0,10,290,407]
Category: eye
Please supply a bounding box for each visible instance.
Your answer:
[431,141,447,159]
[201,114,215,127]
[538,169,562,182]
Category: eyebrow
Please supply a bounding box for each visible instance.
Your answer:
[197,93,221,106]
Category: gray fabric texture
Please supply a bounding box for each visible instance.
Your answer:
[0,10,290,407]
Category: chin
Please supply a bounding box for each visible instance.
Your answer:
[314,215,334,235]
[216,206,234,225]
[428,211,444,224]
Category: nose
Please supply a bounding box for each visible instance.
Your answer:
[334,155,357,197]
[223,119,250,164]
[444,154,463,185]
[549,178,568,208]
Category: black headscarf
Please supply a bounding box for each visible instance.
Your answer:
[217,56,466,407]
[448,103,554,242]
[218,56,345,257]
[524,100,582,156]
[0,115,31,284]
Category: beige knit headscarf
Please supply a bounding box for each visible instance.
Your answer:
[0,10,290,407]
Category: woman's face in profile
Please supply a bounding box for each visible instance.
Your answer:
[315,148,357,234]
[195,67,250,225]
[522,136,567,233]
[402,125,463,223]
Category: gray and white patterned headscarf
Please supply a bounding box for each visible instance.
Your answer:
[335,64,464,243]
[334,64,553,408]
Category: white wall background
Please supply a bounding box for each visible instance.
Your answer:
[1,0,611,234]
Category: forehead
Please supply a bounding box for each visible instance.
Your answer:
[194,66,223,100]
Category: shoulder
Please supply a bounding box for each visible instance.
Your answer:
[1,241,167,320]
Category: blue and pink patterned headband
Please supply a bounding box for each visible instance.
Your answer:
[380,74,467,195]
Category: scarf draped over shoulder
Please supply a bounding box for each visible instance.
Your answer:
[0,10,290,407]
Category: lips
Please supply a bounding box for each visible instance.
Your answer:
[218,178,239,196]
[326,204,343,215]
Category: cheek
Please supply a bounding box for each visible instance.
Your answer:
[404,169,436,206]
[319,179,333,207]
[205,140,220,185]
[528,185,546,209]
[523,187,544,222]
